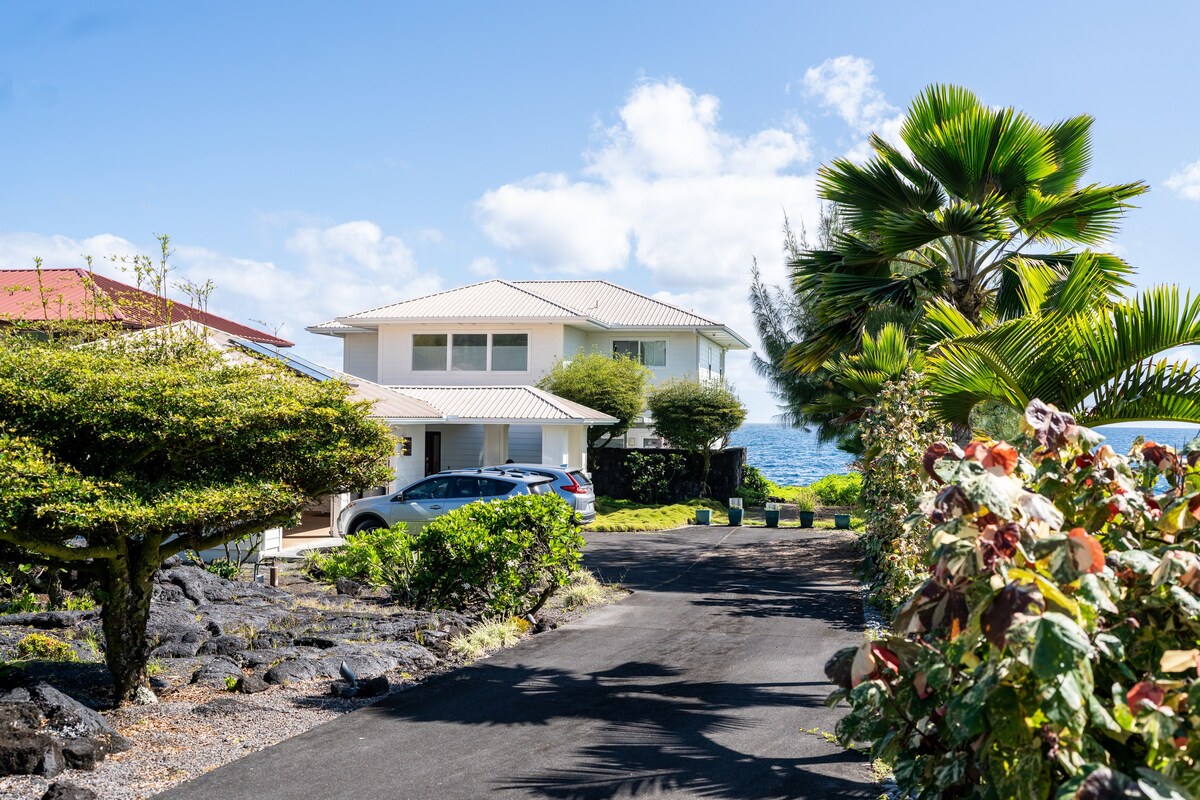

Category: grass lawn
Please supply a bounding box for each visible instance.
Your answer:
[589,497,728,532]
[589,498,864,533]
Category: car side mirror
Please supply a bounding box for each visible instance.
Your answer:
[391,493,405,503]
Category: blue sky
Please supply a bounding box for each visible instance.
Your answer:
[3,1,1199,422]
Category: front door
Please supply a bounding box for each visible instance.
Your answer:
[424,431,441,475]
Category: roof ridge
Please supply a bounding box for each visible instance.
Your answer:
[341,279,504,319]
[497,280,586,316]
[515,278,722,326]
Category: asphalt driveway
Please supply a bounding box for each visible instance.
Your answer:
[158,526,873,800]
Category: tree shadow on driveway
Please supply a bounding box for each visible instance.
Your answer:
[376,658,874,799]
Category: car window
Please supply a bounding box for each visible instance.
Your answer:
[449,477,482,499]
[529,480,555,495]
[479,478,515,497]
[404,477,451,501]
[569,470,592,487]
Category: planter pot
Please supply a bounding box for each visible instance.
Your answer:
[834,513,851,530]
[799,510,815,528]
[727,507,744,526]
[764,509,780,528]
[694,508,711,525]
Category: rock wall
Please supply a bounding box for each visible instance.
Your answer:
[588,446,747,503]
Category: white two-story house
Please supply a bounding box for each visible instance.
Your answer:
[309,279,750,489]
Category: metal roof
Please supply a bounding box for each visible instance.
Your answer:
[0,268,293,347]
[385,385,618,425]
[341,280,585,322]
[309,278,749,348]
[512,280,720,327]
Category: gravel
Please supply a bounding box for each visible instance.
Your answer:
[0,676,434,800]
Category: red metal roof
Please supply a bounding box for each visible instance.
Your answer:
[0,268,292,347]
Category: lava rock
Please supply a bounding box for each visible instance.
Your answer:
[0,702,43,732]
[293,636,338,649]
[0,730,64,777]
[60,736,109,770]
[335,577,362,597]
[41,781,99,800]
[329,681,358,699]
[198,635,249,657]
[263,658,320,685]
[357,675,389,698]
[233,675,269,694]
[190,657,243,688]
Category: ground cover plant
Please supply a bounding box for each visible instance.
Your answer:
[590,497,728,532]
[827,400,1200,798]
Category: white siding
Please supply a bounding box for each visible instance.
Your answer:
[583,330,702,386]
[343,333,379,382]
[563,326,589,359]
[375,323,567,386]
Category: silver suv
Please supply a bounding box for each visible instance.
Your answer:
[336,470,556,535]
[481,464,596,524]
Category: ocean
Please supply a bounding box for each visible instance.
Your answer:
[729,422,1200,488]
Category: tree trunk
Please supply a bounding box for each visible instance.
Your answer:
[951,421,973,448]
[700,449,712,499]
[100,550,156,705]
[951,278,985,325]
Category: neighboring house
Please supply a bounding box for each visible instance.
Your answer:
[309,279,750,457]
[0,268,292,347]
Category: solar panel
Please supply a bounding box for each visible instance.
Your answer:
[231,338,339,383]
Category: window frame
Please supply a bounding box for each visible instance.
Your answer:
[409,330,532,373]
[612,338,668,368]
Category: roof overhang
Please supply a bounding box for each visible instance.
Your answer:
[332,315,610,330]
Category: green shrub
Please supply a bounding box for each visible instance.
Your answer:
[203,558,240,581]
[17,633,78,662]
[0,587,40,614]
[859,375,949,610]
[829,399,1200,798]
[767,482,818,511]
[627,451,685,504]
[736,465,772,506]
[405,494,583,615]
[807,473,863,506]
[312,524,415,588]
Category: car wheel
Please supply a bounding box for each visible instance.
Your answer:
[350,516,385,535]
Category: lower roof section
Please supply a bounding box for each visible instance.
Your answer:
[386,385,618,426]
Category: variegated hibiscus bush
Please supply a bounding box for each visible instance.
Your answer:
[827,400,1200,799]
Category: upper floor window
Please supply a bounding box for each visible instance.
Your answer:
[413,334,448,371]
[613,339,667,368]
[413,332,529,372]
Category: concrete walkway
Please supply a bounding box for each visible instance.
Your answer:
[158,526,874,800]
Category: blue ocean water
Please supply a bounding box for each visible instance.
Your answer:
[729,423,1200,488]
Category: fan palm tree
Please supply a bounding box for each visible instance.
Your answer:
[788,84,1147,372]
[921,252,1200,427]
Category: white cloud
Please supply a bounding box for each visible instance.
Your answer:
[0,222,441,369]
[1166,160,1200,200]
[475,78,818,288]
[468,256,498,277]
[803,55,905,158]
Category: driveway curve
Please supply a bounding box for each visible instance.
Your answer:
[157,526,874,800]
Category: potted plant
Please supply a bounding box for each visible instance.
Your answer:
[834,513,851,529]
[727,498,744,526]
[695,507,711,525]
[764,502,780,528]
[797,493,815,528]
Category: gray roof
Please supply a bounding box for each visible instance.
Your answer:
[386,385,618,425]
[307,279,749,348]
